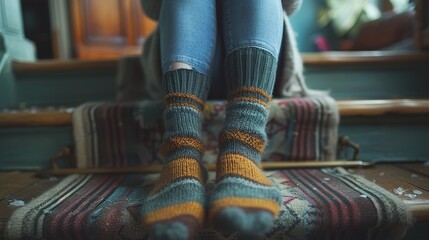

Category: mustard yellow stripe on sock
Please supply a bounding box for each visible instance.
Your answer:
[165,93,205,106]
[209,197,280,221]
[151,158,204,194]
[145,201,205,226]
[217,154,272,186]
[229,87,272,103]
[220,130,265,153]
[160,136,205,156]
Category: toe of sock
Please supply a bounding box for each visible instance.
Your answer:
[249,211,274,234]
[216,207,248,233]
[215,208,275,236]
[151,222,189,240]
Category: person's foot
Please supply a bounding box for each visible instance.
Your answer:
[208,47,282,236]
[142,159,206,240]
[208,154,281,235]
[142,69,210,240]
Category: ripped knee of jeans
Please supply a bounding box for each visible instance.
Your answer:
[168,62,193,71]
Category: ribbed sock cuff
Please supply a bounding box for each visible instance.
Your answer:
[162,69,211,101]
[225,47,278,95]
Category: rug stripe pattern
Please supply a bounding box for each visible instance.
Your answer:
[6,168,411,240]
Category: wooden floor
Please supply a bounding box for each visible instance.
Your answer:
[0,171,60,237]
[352,163,429,222]
[1,163,429,237]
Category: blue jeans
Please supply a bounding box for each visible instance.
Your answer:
[159,0,284,78]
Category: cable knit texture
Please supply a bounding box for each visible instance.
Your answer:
[208,47,282,236]
[142,69,209,240]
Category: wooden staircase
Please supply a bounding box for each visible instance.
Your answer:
[1,52,429,239]
[1,52,429,169]
[0,52,428,168]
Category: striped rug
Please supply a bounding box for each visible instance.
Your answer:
[73,97,339,168]
[6,168,411,239]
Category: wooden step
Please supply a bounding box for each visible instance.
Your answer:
[12,58,118,73]
[1,99,429,128]
[13,51,429,73]
[12,52,429,107]
[302,51,429,67]
[338,99,429,117]
[11,52,429,107]
[0,108,72,127]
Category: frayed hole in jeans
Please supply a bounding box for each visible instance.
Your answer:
[168,62,193,71]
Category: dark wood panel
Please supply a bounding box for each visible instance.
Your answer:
[83,0,125,45]
[75,45,140,59]
[70,0,157,59]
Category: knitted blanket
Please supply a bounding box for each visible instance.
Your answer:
[6,168,411,240]
[73,97,338,168]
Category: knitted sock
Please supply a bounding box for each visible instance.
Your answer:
[142,69,209,240]
[208,48,282,236]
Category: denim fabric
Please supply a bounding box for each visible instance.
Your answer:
[159,0,217,76]
[221,0,283,57]
[159,0,284,76]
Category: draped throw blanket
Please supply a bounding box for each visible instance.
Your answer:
[6,168,411,240]
[73,97,339,168]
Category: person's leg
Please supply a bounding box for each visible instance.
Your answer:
[208,0,284,235]
[159,0,217,75]
[141,1,216,239]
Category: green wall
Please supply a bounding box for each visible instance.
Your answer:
[0,0,35,108]
[306,65,429,99]
[15,69,116,107]
[289,0,338,52]
[340,117,429,161]
[0,127,73,170]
